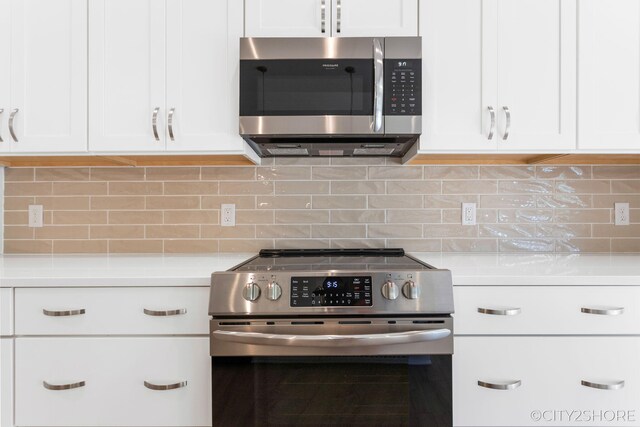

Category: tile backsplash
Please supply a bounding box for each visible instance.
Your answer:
[3,160,639,254]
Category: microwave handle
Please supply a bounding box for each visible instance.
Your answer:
[373,38,384,133]
[213,328,451,348]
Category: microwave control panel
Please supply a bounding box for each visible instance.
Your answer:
[384,59,421,116]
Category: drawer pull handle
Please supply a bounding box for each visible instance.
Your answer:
[477,380,521,390]
[144,380,187,391]
[477,307,521,316]
[43,308,86,317]
[581,307,624,316]
[43,380,86,391]
[143,308,187,316]
[581,380,625,390]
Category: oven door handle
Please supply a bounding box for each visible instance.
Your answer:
[212,329,451,347]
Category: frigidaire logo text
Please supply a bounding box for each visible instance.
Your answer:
[322,63,339,68]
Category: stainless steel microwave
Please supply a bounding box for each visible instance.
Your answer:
[239,36,422,158]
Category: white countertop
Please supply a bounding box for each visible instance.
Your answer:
[0,253,638,287]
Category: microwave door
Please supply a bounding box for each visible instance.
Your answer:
[239,37,382,136]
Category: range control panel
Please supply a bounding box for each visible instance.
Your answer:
[384,59,422,116]
[290,276,373,307]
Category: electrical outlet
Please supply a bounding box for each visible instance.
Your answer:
[615,202,630,226]
[28,205,44,228]
[461,203,476,225]
[221,204,236,227]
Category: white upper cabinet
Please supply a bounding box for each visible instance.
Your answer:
[421,0,495,151]
[89,0,166,152]
[166,0,243,152]
[90,0,244,153]
[245,0,326,37]
[2,0,87,153]
[245,0,417,37]
[420,0,576,152]
[0,0,10,153]
[579,0,640,151]
[495,0,576,151]
[331,0,418,37]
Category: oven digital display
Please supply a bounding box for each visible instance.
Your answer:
[291,276,372,307]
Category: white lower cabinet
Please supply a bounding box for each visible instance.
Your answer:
[14,287,209,335]
[454,286,640,335]
[15,337,211,427]
[0,338,13,427]
[454,336,640,427]
[0,288,12,336]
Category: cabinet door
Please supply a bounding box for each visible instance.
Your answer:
[0,0,10,153]
[9,0,87,152]
[245,0,327,37]
[454,337,640,426]
[579,0,640,151]
[166,0,244,152]
[89,0,166,152]
[0,339,13,427]
[420,0,497,151]
[15,337,211,427]
[495,0,576,151]
[332,0,417,37]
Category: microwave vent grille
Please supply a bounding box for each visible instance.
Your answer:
[318,150,344,156]
[353,147,396,155]
[266,147,309,156]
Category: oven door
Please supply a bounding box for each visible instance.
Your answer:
[210,318,452,426]
[239,37,384,136]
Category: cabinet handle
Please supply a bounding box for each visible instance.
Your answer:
[43,308,86,317]
[581,306,624,316]
[144,380,187,391]
[487,106,495,140]
[9,108,18,142]
[143,308,187,316]
[43,380,86,391]
[320,0,326,33]
[0,108,4,142]
[478,380,521,390]
[581,380,625,391]
[152,107,160,141]
[477,307,521,316]
[336,0,342,33]
[168,108,175,141]
[502,106,511,140]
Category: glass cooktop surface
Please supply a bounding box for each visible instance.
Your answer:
[231,249,435,272]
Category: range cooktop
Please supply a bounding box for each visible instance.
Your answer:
[209,248,454,317]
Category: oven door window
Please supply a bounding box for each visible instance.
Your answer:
[240,59,374,116]
[212,355,451,426]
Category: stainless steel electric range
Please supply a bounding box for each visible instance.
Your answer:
[209,248,454,426]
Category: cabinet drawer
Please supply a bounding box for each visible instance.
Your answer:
[454,286,640,335]
[0,288,12,336]
[15,337,211,426]
[454,336,640,426]
[15,287,209,335]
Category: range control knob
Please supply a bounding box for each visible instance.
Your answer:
[266,282,282,301]
[381,280,399,300]
[242,282,261,302]
[402,280,420,299]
